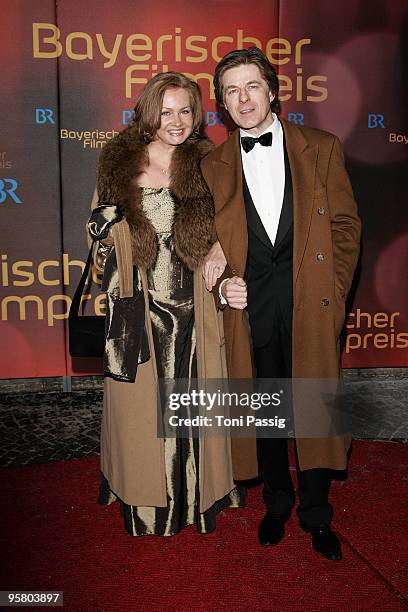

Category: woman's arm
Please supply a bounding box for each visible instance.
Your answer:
[87,189,122,271]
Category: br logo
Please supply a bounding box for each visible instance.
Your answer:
[0,179,22,203]
[287,113,304,125]
[368,114,385,128]
[205,112,224,127]
[122,110,134,125]
[35,109,55,124]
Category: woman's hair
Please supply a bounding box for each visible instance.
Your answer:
[214,47,281,115]
[133,72,204,142]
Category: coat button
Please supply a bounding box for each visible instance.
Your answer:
[321,298,330,306]
[231,269,237,275]
[316,252,325,261]
[318,207,326,215]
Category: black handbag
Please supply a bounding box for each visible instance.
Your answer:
[68,245,106,358]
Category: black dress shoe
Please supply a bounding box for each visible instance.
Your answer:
[258,513,286,546]
[310,527,342,560]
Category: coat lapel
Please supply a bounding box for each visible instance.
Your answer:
[243,173,273,251]
[281,118,318,284]
[213,130,248,277]
[212,120,318,282]
[273,138,293,250]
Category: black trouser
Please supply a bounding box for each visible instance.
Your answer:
[253,306,333,530]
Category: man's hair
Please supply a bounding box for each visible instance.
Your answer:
[214,47,281,115]
[133,72,204,142]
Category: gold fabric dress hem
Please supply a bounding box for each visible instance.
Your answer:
[99,475,246,537]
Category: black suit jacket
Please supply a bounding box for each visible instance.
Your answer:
[244,140,293,347]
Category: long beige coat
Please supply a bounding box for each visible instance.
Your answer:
[95,216,235,513]
[201,118,361,473]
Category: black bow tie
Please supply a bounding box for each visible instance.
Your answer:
[241,132,272,153]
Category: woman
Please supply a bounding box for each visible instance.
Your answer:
[88,72,244,537]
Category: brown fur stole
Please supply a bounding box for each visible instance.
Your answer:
[96,125,215,270]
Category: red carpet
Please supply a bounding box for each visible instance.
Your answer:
[1,441,407,611]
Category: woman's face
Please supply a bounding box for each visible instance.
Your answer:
[155,87,194,146]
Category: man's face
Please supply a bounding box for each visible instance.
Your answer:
[222,63,274,136]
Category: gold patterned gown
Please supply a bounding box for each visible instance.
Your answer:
[118,187,244,536]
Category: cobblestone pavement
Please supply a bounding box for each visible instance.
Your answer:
[0,374,407,467]
[0,389,103,467]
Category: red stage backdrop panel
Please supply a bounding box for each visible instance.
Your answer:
[279,0,408,367]
[1,0,407,378]
[1,1,66,378]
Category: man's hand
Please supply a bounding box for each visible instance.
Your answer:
[202,241,227,291]
[222,277,247,309]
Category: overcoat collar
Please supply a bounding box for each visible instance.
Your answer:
[97,125,216,270]
[212,117,317,282]
[282,118,318,283]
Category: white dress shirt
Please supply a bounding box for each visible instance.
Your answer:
[240,113,285,246]
[219,114,285,303]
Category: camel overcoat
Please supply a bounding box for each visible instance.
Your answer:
[201,118,361,473]
[91,132,236,512]
[100,264,234,513]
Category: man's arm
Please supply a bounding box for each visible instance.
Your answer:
[200,154,248,311]
[327,137,361,298]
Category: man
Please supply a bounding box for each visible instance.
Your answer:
[201,47,361,560]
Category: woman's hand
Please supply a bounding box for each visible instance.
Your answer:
[202,241,227,291]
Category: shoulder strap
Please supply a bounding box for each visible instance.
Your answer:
[69,245,94,319]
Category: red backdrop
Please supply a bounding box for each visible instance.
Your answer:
[1,0,407,378]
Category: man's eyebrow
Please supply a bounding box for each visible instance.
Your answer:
[225,80,262,89]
